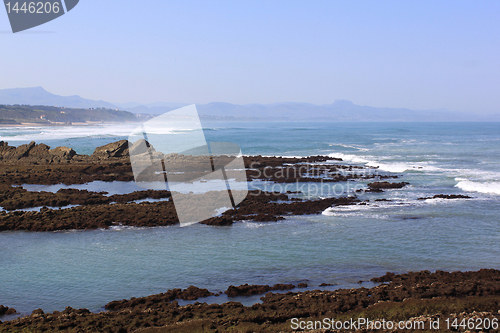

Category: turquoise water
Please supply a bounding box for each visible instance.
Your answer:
[0,121,499,317]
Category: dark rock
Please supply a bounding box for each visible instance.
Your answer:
[1,269,500,333]
[105,286,214,311]
[0,141,399,232]
[371,272,396,282]
[5,141,36,160]
[298,283,308,288]
[92,140,129,158]
[200,216,233,226]
[225,283,295,297]
[31,308,44,316]
[28,143,50,157]
[128,139,154,156]
[0,142,16,161]
[0,189,360,232]
[362,187,384,193]
[418,194,472,200]
[368,181,410,189]
[253,213,284,222]
[0,305,17,316]
[49,146,76,159]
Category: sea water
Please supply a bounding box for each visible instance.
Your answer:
[0,121,499,316]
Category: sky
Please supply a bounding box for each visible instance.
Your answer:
[1,0,499,113]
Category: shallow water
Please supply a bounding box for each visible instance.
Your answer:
[1,121,499,316]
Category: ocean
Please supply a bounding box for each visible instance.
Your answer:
[0,121,499,317]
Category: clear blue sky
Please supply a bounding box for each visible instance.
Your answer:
[1,0,499,113]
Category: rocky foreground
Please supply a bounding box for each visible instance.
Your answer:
[1,269,499,332]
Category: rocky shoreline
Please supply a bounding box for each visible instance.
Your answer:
[1,269,499,332]
[1,140,491,333]
[0,140,395,186]
[0,139,414,231]
[0,139,475,231]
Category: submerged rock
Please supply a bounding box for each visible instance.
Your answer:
[201,216,234,226]
[418,194,472,200]
[105,286,214,311]
[0,305,16,316]
[225,283,295,297]
[368,181,410,190]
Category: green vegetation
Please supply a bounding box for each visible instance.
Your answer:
[0,105,137,124]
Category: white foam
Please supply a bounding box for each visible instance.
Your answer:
[421,198,464,204]
[452,169,500,180]
[329,143,370,152]
[321,196,454,217]
[367,161,441,173]
[328,153,369,164]
[242,221,267,229]
[328,152,439,173]
[108,224,148,231]
[130,198,170,204]
[0,124,140,142]
[366,161,410,173]
[214,207,231,216]
[321,206,389,219]
[257,155,304,158]
[455,179,500,195]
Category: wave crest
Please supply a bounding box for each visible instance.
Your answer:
[455,179,500,195]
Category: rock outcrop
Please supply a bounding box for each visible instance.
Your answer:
[0,141,76,163]
[368,181,410,190]
[0,190,359,231]
[1,269,499,332]
[105,286,214,311]
[225,283,295,297]
[0,305,16,316]
[92,140,129,159]
[418,194,472,200]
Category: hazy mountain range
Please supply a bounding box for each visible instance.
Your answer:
[1,87,498,122]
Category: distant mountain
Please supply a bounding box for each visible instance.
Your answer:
[132,101,498,122]
[0,87,119,109]
[1,87,499,122]
[113,102,189,110]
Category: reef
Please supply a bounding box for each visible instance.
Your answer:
[0,140,400,231]
[1,269,499,332]
[0,190,362,231]
[0,140,399,186]
[418,194,472,200]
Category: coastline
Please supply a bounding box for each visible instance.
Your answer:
[1,139,499,332]
[0,121,140,128]
[1,269,499,332]
[0,139,405,231]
